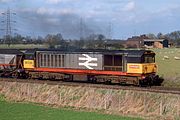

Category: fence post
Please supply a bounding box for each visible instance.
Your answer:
[160,99,163,116]
[144,92,147,114]
[177,97,180,116]
[104,89,111,110]
[118,90,122,112]
[104,90,108,110]
[59,92,62,105]
[104,95,106,109]
[119,95,121,111]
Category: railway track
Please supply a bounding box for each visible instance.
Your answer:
[0,77,180,95]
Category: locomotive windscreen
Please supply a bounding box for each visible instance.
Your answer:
[142,54,155,63]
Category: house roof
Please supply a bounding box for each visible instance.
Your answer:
[143,39,166,42]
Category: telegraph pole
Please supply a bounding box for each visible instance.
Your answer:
[79,17,84,40]
[1,8,16,46]
[108,22,112,40]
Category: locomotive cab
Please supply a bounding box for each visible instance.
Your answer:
[23,49,35,69]
[127,51,157,74]
[126,50,163,86]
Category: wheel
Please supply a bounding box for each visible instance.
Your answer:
[64,74,73,81]
[105,80,112,85]
[92,78,97,83]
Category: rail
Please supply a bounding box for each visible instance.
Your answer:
[0,78,180,95]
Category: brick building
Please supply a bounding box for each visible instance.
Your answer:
[126,35,148,48]
[126,35,169,48]
[143,39,169,48]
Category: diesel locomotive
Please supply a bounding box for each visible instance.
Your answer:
[0,49,163,86]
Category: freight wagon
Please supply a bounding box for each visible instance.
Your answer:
[0,49,23,76]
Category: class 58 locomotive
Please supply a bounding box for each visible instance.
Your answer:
[0,49,164,86]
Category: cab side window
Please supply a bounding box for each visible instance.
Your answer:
[142,55,155,63]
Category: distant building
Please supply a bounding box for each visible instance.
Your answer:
[143,39,169,48]
[126,35,170,48]
[126,35,148,48]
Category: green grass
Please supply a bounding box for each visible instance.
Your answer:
[0,44,47,49]
[153,48,180,87]
[153,48,180,76]
[0,97,142,120]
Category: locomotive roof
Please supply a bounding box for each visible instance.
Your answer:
[24,48,155,57]
[0,49,23,55]
[126,50,155,57]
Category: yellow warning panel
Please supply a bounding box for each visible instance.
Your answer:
[127,63,157,74]
[127,64,142,74]
[23,60,34,69]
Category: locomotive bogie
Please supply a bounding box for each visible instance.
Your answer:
[28,71,65,80]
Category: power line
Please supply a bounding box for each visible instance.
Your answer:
[107,22,113,39]
[1,8,16,44]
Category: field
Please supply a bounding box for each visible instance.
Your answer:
[0,95,141,120]
[153,48,180,87]
[0,44,47,49]
[154,48,180,76]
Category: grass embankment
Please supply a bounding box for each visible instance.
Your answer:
[0,82,179,119]
[154,48,180,87]
[0,95,140,120]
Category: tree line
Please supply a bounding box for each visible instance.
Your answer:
[146,31,180,47]
[0,33,124,49]
[1,30,180,49]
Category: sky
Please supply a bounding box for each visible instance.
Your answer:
[0,0,180,39]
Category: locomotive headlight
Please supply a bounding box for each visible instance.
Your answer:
[141,75,146,79]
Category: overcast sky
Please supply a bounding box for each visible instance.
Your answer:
[0,0,180,39]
